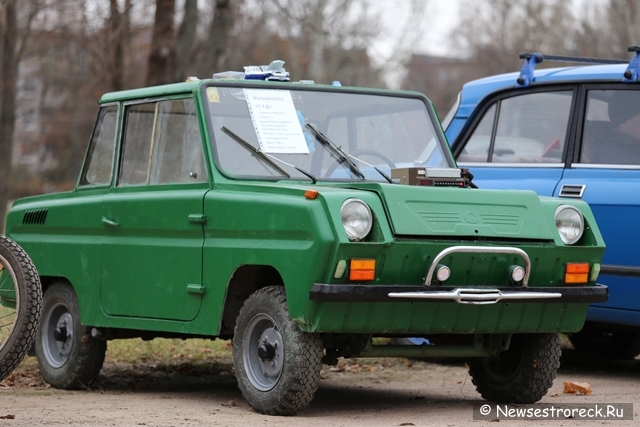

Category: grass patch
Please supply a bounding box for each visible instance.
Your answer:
[105,337,233,365]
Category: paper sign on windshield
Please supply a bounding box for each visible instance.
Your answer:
[244,89,309,154]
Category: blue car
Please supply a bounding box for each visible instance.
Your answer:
[445,48,640,359]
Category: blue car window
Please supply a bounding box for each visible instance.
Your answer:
[580,90,640,165]
[459,92,572,164]
[458,104,496,162]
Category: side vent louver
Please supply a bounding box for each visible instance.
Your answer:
[23,208,49,225]
[559,184,586,198]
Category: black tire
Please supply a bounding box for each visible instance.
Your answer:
[569,325,640,359]
[468,333,561,404]
[233,286,323,415]
[0,235,43,382]
[35,282,106,389]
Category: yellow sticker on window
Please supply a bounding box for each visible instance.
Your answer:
[206,87,220,103]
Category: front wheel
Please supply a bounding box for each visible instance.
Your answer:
[233,286,323,415]
[35,282,106,389]
[468,333,561,403]
[0,235,42,382]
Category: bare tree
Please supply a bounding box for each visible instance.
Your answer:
[452,0,578,75]
[107,0,126,91]
[0,0,18,229]
[175,0,198,80]
[250,0,389,86]
[606,0,640,57]
[146,0,176,86]
[206,0,232,73]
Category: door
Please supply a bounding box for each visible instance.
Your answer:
[557,87,640,324]
[452,89,575,195]
[100,98,209,321]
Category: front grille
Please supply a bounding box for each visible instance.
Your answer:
[22,208,48,225]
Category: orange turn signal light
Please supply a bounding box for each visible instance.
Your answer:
[565,262,589,284]
[304,190,318,199]
[349,259,376,281]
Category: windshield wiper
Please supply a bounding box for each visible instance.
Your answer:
[221,126,317,183]
[305,124,366,180]
[342,152,393,184]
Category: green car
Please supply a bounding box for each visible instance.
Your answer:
[5,62,607,415]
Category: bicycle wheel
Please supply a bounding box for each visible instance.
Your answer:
[0,235,42,382]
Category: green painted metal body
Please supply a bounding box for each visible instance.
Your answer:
[5,79,606,340]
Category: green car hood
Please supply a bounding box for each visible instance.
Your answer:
[372,185,553,240]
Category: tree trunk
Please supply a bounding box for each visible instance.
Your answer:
[175,0,198,81]
[108,0,124,91]
[208,0,232,72]
[146,0,176,87]
[0,0,17,231]
[122,0,132,86]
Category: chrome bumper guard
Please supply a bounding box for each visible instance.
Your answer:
[309,284,608,304]
[388,287,559,304]
[425,246,530,286]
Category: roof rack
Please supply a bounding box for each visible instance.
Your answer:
[515,47,638,88]
[623,46,640,82]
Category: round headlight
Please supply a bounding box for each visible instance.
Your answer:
[340,198,372,241]
[554,205,584,245]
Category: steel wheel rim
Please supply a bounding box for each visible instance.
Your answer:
[242,313,284,391]
[0,255,19,353]
[42,301,73,368]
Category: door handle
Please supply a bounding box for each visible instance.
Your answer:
[101,216,119,228]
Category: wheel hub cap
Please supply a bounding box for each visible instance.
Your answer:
[43,304,73,368]
[258,342,276,361]
[243,314,284,391]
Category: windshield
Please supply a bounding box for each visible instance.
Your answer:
[203,84,454,181]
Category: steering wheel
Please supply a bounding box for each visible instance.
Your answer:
[323,149,396,178]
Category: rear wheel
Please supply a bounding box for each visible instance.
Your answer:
[468,333,560,403]
[35,282,106,389]
[569,325,640,359]
[233,286,323,415]
[0,235,42,382]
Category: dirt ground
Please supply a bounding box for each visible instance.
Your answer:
[0,349,638,427]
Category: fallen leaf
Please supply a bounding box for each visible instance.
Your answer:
[399,423,415,426]
[563,381,592,395]
[345,364,362,373]
[0,415,15,420]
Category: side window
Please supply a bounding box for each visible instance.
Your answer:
[151,99,207,184]
[79,105,118,186]
[119,99,207,186]
[459,91,572,163]
[580,90,640,165]
[121,103,155,185]
[458,104,496,162]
